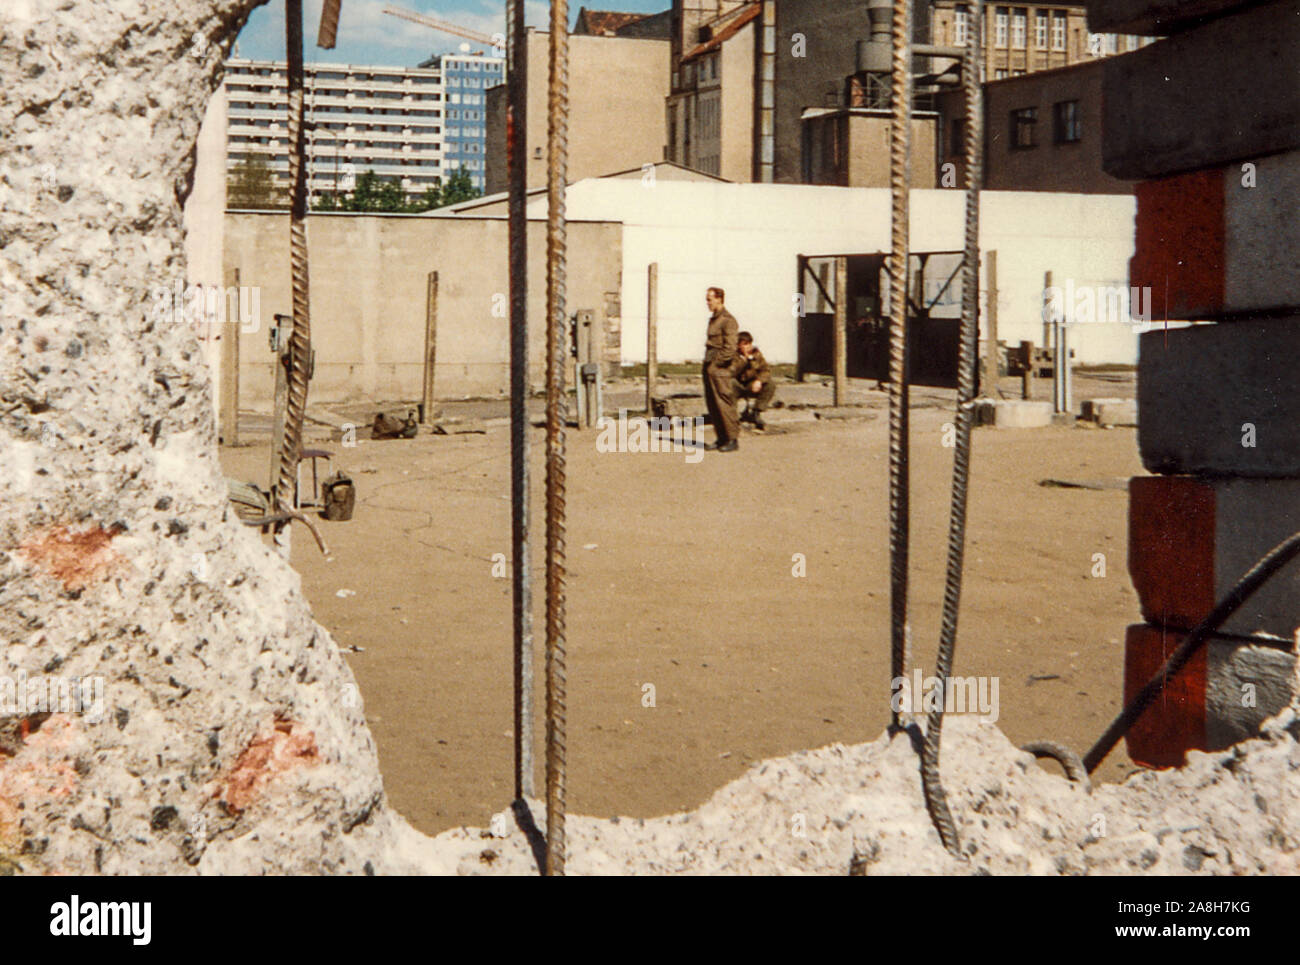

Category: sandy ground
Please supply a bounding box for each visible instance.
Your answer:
[220,374,1145,836]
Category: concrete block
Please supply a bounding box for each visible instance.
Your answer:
[1129,475,1300,640]
[1131,152,1300,318]
[1124,623,1297,768]
[1206,642,1298,747]
[1088,0,1261,35]
[1102,2,1300,179]
[1082,397,1138,426]
[1137,319,1300,477]
[974,399,1053,428]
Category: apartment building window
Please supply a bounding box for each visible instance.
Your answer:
[950,118,963,156]
[1053,99,1081,142]
[1012,9,1026,47]
[995,7,1008,46]
[1035,11,1048,48]
[1010,107,1037,148]
[1051,12,1066,50]
[954,5,969,45]
[995,68,1008,79]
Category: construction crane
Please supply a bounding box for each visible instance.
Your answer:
[382,4,498,49]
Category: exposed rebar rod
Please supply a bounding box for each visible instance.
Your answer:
[919,0,982,859]
[506,0,534,805]
[543,0,570,877]
[273,0,313,558]
[886,0,913,726]
[1084,528,1300,774]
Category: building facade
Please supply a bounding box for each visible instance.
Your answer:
[418,53,504,194]
[935,58,1133,194]
[665,0,1149,187]
[223,55,501,204]
[928,2,1154,80]
[484,29,670,193]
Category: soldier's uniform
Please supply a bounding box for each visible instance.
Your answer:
[703,307,741,445]
[732,346,775,423]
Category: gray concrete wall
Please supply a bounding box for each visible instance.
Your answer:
[224,212,623,407]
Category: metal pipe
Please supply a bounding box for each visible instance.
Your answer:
[544,0,570,878]
[506,0,534,805]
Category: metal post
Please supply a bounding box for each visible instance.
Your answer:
[219,267,241,446]
[983,250,998,395]
[544,0,570,878]
[506,0,534,803]
[886,0,913,725]
[1021,339,1033,400]
[646,263,658,414]
[833,256,848,406]
[421,271,437,423]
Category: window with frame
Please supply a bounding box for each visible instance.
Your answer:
[995,68,1008,79]
[1035,12,1048,48]
[954,6,969,45]
[1010,106,1037,148]
[1053,99,1081,142]
[1012,10,1026,47]
[995,7,1008,46]
[950,118,963,156]
[1051,12,1066,50]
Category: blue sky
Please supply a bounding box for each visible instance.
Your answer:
[234,0,664,66]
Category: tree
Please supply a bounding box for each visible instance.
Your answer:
[227,156,286,210]
[438,167,480,207]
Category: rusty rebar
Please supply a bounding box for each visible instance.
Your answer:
[544,0,570,877]
[919,1,983,859]
[273,0,312,553]
[886,0,913,726]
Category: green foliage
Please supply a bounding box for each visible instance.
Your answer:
[309,166,483,214]
[438,167,480,207]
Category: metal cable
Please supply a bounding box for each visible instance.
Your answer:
[544,0,570,877]
[1083,527,1300,774]
[506,0,535,805]
[919,0,983,860]
[273,0,313,554]
[886,0,913,728]
[1021,741,1090,789]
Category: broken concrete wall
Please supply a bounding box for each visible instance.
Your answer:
[0,0,437,874]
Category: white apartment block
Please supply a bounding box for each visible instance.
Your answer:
[224,54,501,201]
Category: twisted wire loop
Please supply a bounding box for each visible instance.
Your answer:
[274,0,313,550]
[1084,528,1300,773]
[919,0,983,860]
[506,0,535,805]
[1021,741,1090,789]
[544,0,570,877]
[887,0,913,729]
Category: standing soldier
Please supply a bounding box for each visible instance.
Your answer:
[732,331,775,430]
[702,286,741,452]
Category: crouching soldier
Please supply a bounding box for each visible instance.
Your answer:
[732,331,775,430]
